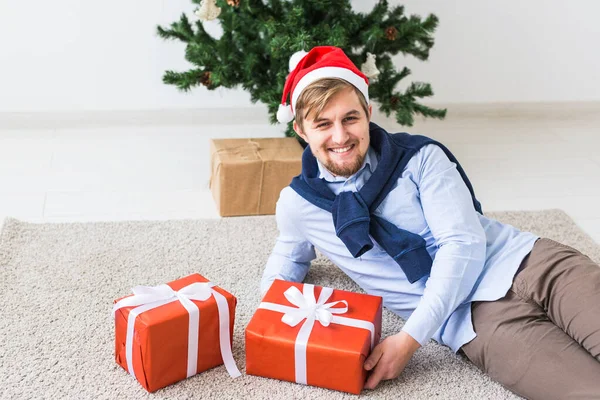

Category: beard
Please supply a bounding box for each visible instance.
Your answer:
[320,149,366,178]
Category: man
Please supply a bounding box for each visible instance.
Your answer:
[261,46,600,399]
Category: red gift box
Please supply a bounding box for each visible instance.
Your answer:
[245,280,382,394]
[113,273,241,392]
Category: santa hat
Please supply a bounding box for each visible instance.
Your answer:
[276,46,370,124]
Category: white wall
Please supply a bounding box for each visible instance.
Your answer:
[0,0,599,113]
[393,0,600,103]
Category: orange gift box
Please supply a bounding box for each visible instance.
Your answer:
[113,273,240,392]
[245,280,382,394]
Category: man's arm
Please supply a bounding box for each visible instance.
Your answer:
[365,144,487,389]
[260,189,317,296]
[401,144,487,344]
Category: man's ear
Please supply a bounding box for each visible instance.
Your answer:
[368,104,373,121]
[293,120,308,142]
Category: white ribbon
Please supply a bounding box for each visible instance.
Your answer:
[258,284,375,385]
[113,281,241,380]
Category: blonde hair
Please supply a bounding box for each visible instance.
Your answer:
[294,78,369,132]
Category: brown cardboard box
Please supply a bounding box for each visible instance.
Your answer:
[210,137,303,217]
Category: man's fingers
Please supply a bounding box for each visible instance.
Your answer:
[364,343,383,371]
[364,333,416,391]
[364,343,387,390]
[364,362,386,390]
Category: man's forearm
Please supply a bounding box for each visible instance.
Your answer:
[260,238,315,295]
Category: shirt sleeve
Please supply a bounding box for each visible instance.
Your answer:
[260,188,317,296]
[401,144,487,346]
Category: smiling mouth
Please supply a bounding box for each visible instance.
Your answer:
[329,144,355,154]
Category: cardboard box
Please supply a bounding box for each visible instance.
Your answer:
[113,274,238,392]
[210,138,303,217]
[245,280,383,394]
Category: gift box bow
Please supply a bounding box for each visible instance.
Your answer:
[113,281,241,381]
[258,283,375,385]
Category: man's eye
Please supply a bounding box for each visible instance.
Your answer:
[316,122,330,128]
[344,117,357,122]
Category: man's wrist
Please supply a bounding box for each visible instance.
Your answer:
[397,330,422,354]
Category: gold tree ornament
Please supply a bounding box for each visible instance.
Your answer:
[194,0,222,22]
[227,0,240,6]
[361,52,380,80]
[385,26,398,41]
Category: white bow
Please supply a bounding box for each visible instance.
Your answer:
[280,285,348,327]
[112,282,215,317]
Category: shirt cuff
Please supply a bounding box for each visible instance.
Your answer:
[401,303,444,346]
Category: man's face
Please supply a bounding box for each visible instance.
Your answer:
[294,87,372,178]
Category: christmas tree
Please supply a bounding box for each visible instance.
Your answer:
[157,0,446,137]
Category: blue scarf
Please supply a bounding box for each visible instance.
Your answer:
[290,123,482,283]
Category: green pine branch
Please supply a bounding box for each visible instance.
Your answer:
[157,13,195,43]
[163,69,209,91]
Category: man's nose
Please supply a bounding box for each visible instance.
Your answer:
[331,122,349,144]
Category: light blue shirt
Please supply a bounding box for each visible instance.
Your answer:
[261,143,539,352]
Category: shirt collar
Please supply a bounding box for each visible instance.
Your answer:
[317,146,379,182]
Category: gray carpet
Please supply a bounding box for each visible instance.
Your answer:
[1,209,599,400]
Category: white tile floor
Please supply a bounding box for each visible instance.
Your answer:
[1,104,599,244]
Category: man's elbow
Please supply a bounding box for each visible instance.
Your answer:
[438,231,487,260]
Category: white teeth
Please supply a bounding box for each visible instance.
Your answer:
[330,146,352,153]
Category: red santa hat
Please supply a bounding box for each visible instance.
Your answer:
[276,46,370,124]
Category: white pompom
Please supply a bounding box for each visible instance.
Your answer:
[276,103,295,124]
[288,50,309,72]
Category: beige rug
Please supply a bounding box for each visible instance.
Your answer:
[1,209,598,400]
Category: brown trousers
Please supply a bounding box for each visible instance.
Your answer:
[461,238,600,400]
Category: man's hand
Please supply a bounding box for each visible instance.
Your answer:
[363,331,421,390]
